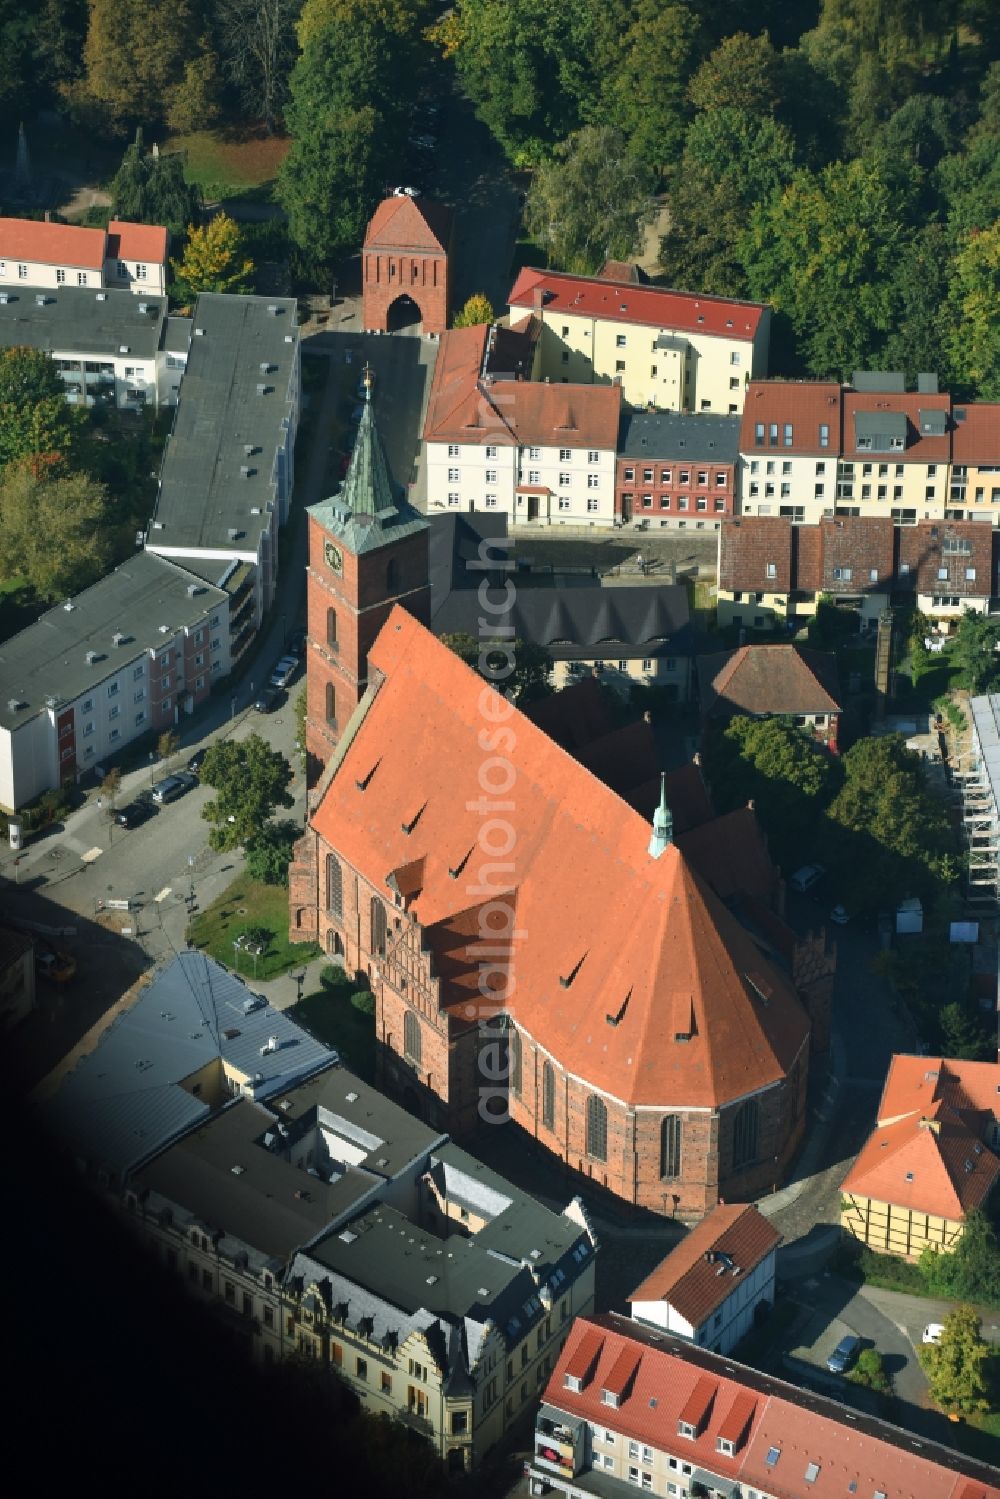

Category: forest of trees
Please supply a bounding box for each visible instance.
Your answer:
[0,1,997,388]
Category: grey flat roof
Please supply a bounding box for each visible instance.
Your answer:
[42,951,333,1180]
[618,408,740,463]
[164,315,192,354]
[433,582,691,662]
[267,1064,443,1180]
[0,552,226,731]
[0,285,166,358]
[150,293,298,551]
[971,695,1000,820]
[854,409,908,441]
[852,370,906,393]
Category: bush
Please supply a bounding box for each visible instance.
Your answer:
[851,1347,891,1393]
[350,990,375,1016]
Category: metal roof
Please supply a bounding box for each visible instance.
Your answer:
[308,385,427,557]
[618,409,741,464]
[0,552,226,732]
[851,370,906,393]
[0,284,166,358]
[42,952,333,1181]
[971,695,1000,824]
[149,293,298,552]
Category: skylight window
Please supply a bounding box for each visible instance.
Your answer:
[765,1447,781,1468]
[805,1463,820,1483]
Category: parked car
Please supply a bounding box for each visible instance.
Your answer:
[187,749,207,774]
[287,629,306,657]
[37,949,76,983]
[151,772,196,805]
[115,798,156,829]
[826,1334,862,1374]
[829,904,851,925]
[269,656,298,689]
[922,1323,945,1344]
[254,687,280,713]
[790,863,826,893]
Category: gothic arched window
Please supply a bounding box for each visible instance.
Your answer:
[586,1095,608,1163]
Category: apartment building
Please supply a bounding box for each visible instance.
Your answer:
[839,376,951,525]
[529,1313,1000,1498]
[146,294,300,655]
[423,323,620,526]
[951,402,1000,519]
[717,515,993,629]
[842,1055,1000,1260]
[616,410,740,530]
[0,284,182,409]
[508,267,769,415]
[738,381,843,524]
[131,1100,596,1474]
[0,216,168,296]
[628,1205,781,1357]
[0,553,229,811]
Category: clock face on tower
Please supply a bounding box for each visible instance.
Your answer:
[325,540,343,574]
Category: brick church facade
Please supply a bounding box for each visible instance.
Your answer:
[291,412,833,1217]
[362,192,452,336]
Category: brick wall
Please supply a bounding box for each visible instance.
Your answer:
[363,250,449,335]
[617,456,735,523]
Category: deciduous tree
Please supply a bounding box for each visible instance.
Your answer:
[217,0,299,132]
[524,125,656,275]
[83,0,217,131]
[200,734,294,851]
[0,347,84,472]
[279,102,389,266]
[951,607,1000,694]
[918,1304,991,1413]
[595,1,702,171]
[439,632,553,701]
[171,213,254,300]
[687,31,781,115]
[452,293,495,328]
[0,464,110,599]
[244,819,300,885]
[945,220,1000,399]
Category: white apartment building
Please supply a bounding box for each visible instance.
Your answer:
[0,553,229,811]
[424,324,621,526]
[0,216,168,296]
[508,267,769,415]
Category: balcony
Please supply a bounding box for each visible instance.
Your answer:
[534,1408,582,1477]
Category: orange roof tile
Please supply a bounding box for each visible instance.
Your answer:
[311,608,810,1109]
[509,266,764,340]
[740,381,842,455]
[841,1109,1000,1221]
[952,403,1000,464]
[106,219,168,263]
[364,194,450,253]
[0,216,106,270]
[678,1373,717,1429]
[544,1315,1000,1497]
[879,1055,1000,1125]
[564,1325,604,1384]
[629,1205,781,1325]
[842,390,952,462]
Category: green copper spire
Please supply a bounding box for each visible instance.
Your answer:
[340,365,397,523]
[648,772,673,859]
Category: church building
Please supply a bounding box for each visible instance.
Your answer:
[291,391,829,1217]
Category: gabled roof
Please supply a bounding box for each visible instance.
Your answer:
[0,216,106,270]
[952,403,1000,464]
[740,381,842,456]
[629,1204,781,1325]
[509,267,765,340]
[363,194,451,254]
[311,609,809,1109]
[842,391,952,462]
[106,219,168,264]
[698,643,842,720]
[841,1108,1000,1222]
[879,1055,1000,1125]
[544,1314,1000,1498]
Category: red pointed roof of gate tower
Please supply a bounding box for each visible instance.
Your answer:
[364,194,451,254]
[310,608,809,1109]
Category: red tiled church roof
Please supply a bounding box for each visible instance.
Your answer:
[311,608,809,1109]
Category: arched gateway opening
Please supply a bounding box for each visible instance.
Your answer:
[385,293,423,333]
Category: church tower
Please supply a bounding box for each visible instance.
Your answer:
[304,371,430,785]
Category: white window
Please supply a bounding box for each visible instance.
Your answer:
[162,697,171,713]
[529,447,541,460]
[616,334,626,347]
[558,497,570,511]
[485,469,497,483]
[82,722,95,737]
[447,467,459,481]
[559,448,571,461]
[587,450,599,463]
[447,444,459,457]
[967,568,977,581]
[766,562,777,578]
[587,497,599,511]
[211,637,221,650]
[559,473,571,487]
[136,264,147,279]
[77,271,88,286]
[161,674,171,690]
[832,566,853,581]
[107,682,119,698]
[730,351,741,365]
[628,1442,640,1460]
[56,268,66,284]
[587,474,600,489]
[17,263,27,279]
[447,492,460,506]
[527,470,540,483]
[133,689,145,703]
[484,495,497,508]
[485,445,498,458]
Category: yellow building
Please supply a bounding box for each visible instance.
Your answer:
[508,267,769,416]
[841,1054,1000,1260]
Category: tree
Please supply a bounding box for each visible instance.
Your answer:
[199,735,293,852]
[165,43,221,134]
[945,221,1000,399]
[439,632,553,701]
[703,715,840,868]
[881,224,952,384]
[921,1210,1000,1307]
[660,108,796,297]
[850,1347,891,1393]
[951,608,1000,695]
[687,31,781,115]
[918,1304,991,1413]
[110,134,203,239]
[453,294,495,328]
[938,999,992,1060]
[171,213,255,301]
[279,102,389,266]
[741,157,912,378]
[0,464,110,599]
[83,0,217,131]
[158,729,179,763]
[595,1,703,171]
[244,819,300,885]
[0,347,84,473]
[217,0,299,132]
[100,767,122,806]
[524,125,656,275]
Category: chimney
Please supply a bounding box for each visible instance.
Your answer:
[532,286,544,313]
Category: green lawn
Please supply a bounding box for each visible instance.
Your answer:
[290,970,375,1081]
[187,874,319,980]
[164,130,290,203]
